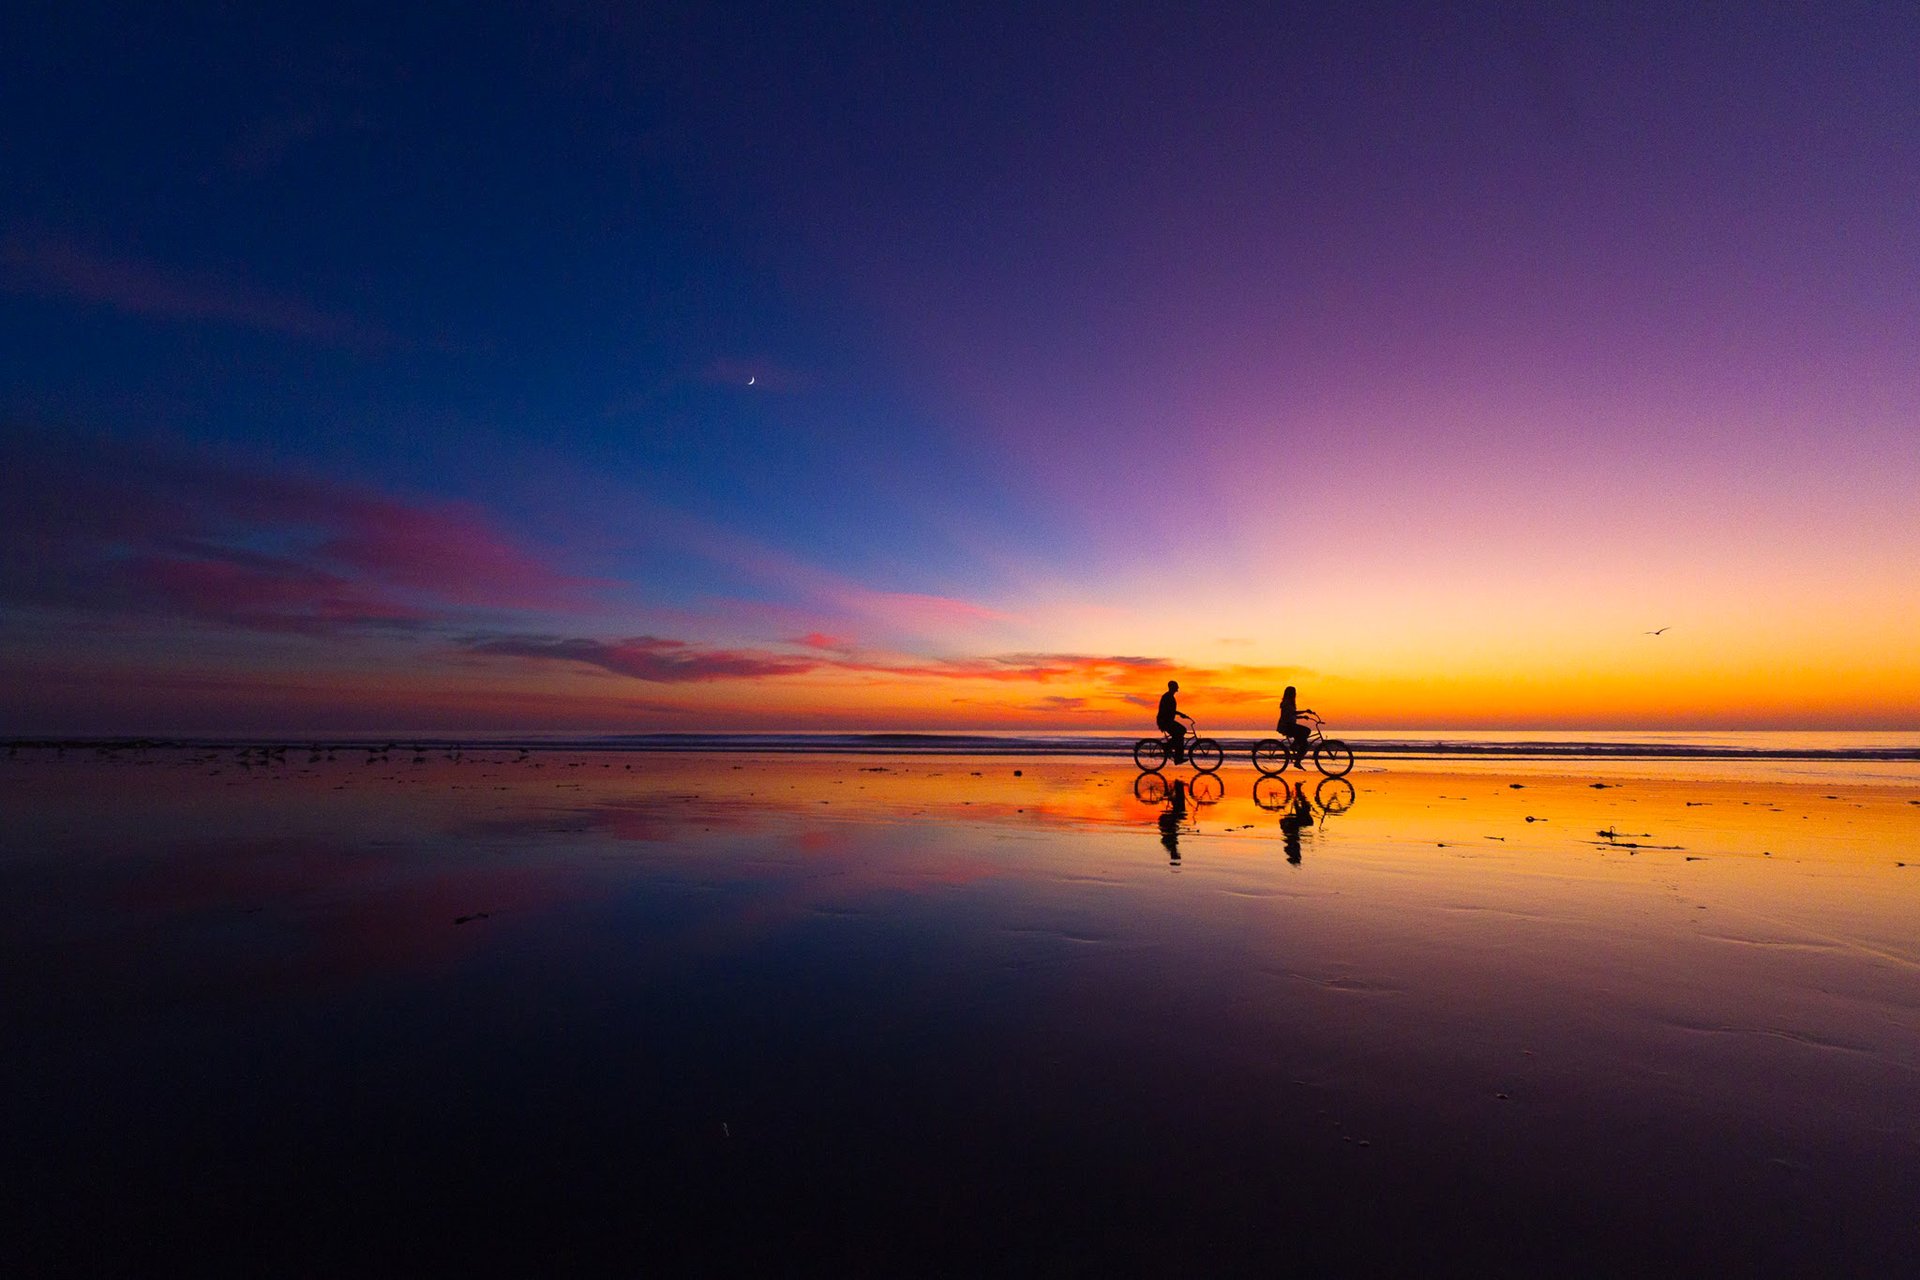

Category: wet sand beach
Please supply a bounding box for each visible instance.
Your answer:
[4,748,1917,1275]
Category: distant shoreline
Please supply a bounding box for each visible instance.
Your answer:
[8,732,1919,762]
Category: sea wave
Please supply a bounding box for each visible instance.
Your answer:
[19,730,1917,761]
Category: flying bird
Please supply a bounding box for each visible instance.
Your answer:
[1644,627,1669,636]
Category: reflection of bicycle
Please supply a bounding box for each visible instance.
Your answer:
[1253,775,1291,811]
[1251,712,1353,778]
[1136,771,1223,805]
[1314,776,1355,813]
[1254,774,1356,815]
[1134,725,1224,773]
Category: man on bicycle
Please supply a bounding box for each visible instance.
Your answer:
[1278,685,1314,765]
[1157,680,1194,764]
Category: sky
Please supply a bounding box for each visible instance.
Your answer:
[3,2,1917,734]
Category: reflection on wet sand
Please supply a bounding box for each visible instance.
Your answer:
[2,748,1917,1274]
[1158,776,1186,864]
[1280,788,1314,863]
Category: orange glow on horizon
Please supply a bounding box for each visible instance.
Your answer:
[7,640,1917,733]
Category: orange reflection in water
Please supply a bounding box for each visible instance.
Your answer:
[5,747,1919,1273]
[16,748,1912,975]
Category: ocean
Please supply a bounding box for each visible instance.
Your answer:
[24,728,1914,760]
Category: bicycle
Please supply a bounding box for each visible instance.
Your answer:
[1251,711,1353,778]
[1134,724,1224,773]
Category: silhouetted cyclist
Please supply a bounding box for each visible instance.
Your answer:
[1278,685,1315,764]
[1157,679,1194,764]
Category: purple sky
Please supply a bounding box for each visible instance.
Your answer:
[3,4,1917,731]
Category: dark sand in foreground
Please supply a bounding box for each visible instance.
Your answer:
[4,749,1917,1275]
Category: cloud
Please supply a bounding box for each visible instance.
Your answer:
[0,237,382,343]
[1021,695,1090,713]
[103,550,429,634]
[456,631,1181,695]
[0,435,595,634]
[791,632,853,652]
[463,635,819,683]
[311,499,584,609]
[865,652,1172,683]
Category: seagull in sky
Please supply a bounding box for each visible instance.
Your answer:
[1645,626,1669,636]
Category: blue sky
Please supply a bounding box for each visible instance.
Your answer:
[4,2,1917,731]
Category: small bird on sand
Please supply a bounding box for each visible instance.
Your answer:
[1644,627,1669,635]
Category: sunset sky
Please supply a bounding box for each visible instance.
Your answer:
[3,4,1917,733]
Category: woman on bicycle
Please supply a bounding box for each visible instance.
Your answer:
[1278,686,1314,763]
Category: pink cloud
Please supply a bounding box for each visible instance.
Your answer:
[791,632,853,651]
[117,552,428,634]
[0,436,594,634]
[855,652,1172,683]
[313,498,585,610]
[459,631,1176,692]
[465,635,821,682]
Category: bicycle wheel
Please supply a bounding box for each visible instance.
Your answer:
[1253,775,1293,812]
[1187,738,1224,773]
[1133,738,1168,771]
[1313,739,1354,778]
[1190,772,1224,804]
[1314,776,1356,815]
[1133,771,1168,805]
[1251,739,1291,775]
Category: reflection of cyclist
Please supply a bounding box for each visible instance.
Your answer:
[1278,685,1315,764]
[1279,787,1314,864]
[1157,680,1194,764]
[1159,777,1186,865]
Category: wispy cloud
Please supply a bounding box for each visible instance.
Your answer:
[455,630,1182,692]
[1021,694,1091,713]
[0,237,384,343]
[98,549,431,635]
[463,635,818,683]
[790,632,854,652]
[866,652,1172,683]
[0,435,596,635]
